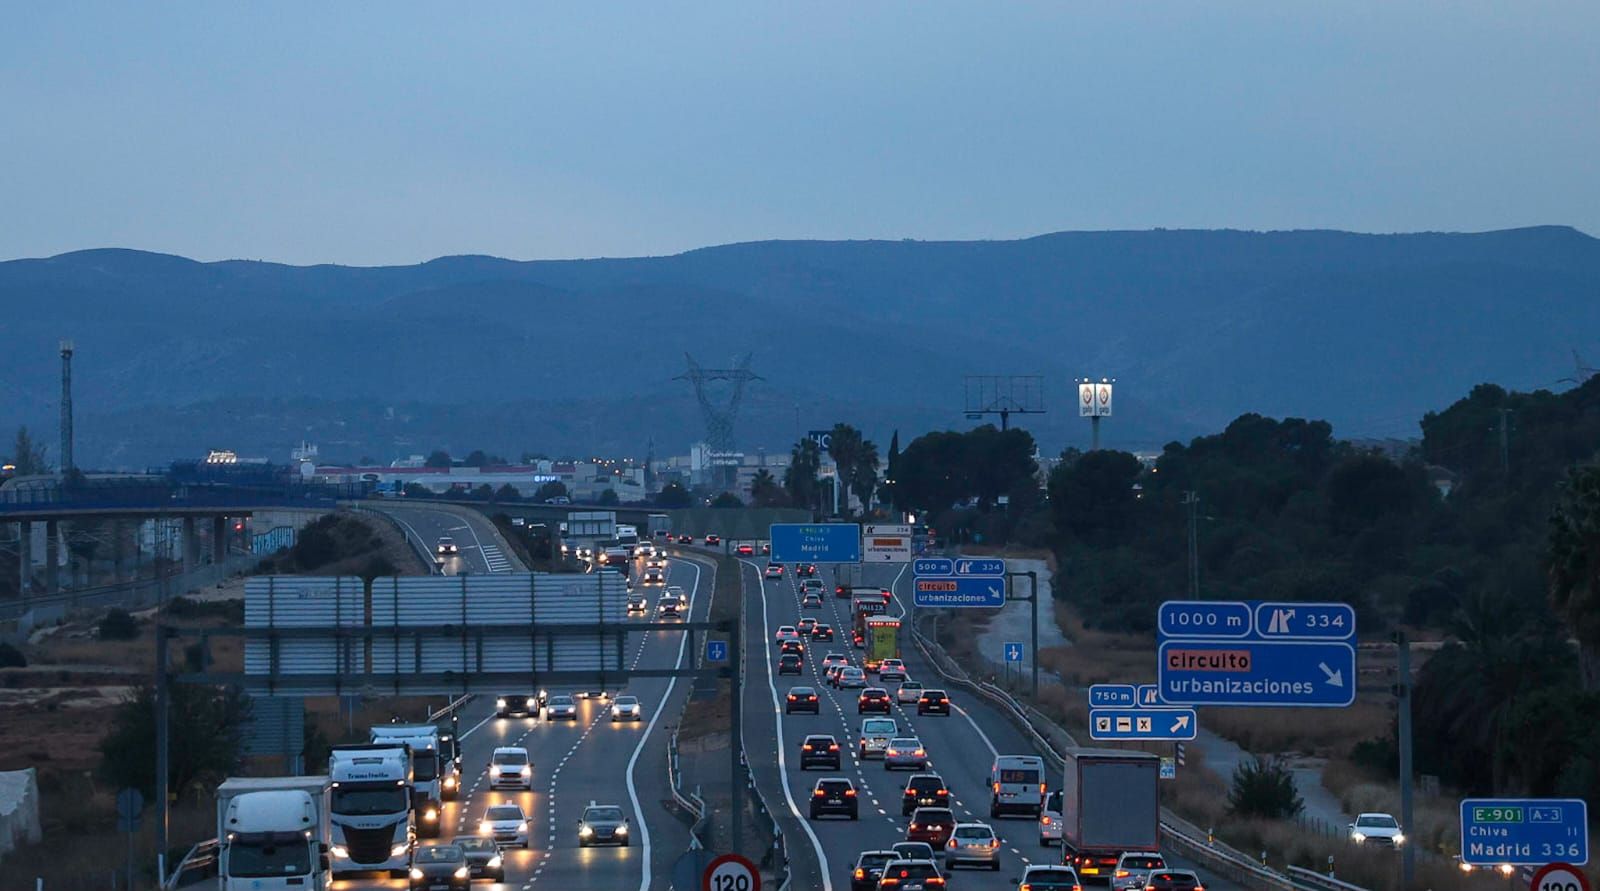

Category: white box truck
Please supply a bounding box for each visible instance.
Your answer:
[328,744,414,878]
[1060,748,1161,883]
[369,724,446,837]
[216,776,331,890]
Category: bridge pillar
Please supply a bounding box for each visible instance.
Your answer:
[182,516,199,572]
[44,520,60,596]
[17,521,31,602]
[212,515,227,563]
[111,519,127,583]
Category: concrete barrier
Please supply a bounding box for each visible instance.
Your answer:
[0,767,42,864]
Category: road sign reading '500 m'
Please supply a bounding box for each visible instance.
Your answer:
[769,524,861,563]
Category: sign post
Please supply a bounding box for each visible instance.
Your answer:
[703,852,761,891]
[1459,799,1589,867]
[117,787,143,891]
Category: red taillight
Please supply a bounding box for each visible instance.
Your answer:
[802,744,812,750]
[787,694,796,700]
[1115,870,1129,878]
[844,789,856,796]
[854,869,864,879]
[829,744,839,751]
[1042,815,1052,825]
[813,789,825,797]
[993,782,1001,793]
[1041,783,1047,794]
[938,789,948,796]
[926,878,945,887]
[947,838,957,848]
[1020,885,1032,891]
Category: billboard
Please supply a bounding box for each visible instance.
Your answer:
[1080,381,1113,417]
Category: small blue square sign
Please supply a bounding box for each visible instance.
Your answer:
[705,640,728,663]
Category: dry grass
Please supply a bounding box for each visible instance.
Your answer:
[1196,700,1391,758]
[1037,601,1155,686]
[1217,817,1517,891]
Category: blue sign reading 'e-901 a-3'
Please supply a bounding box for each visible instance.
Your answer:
[769,523,861,563]
[1459,798,1588,866]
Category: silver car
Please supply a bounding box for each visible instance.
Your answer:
[545,694,578,720]
[478,803,529,848]
[1111,852,1167,890]
[577,803,630,847]
[859,718,899,759]
[609,695,643,722]
[884,737,928,771]
[945,822,1001,870]
[838,666,868,689]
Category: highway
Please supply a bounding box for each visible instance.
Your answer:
[338,553,702,891]
[736,555,1247,891]
[367,503,520,575]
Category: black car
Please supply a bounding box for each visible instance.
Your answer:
[495,694,534,719]
[858,687,892,714]
[800,734,841,770]
[876,859,945,890]
[916,689,951,715]
[852,850,899,891]
[450,836,504,882]
[811,624,835,642]
[786,686,821,714]
[797,564,818,577]
[808,777,859,820]
[779,639,806,660]
[901,773,950,816]
[778,653,803,675]
[409,844,470,891]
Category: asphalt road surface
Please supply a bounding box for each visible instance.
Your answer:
[367,503,519,575]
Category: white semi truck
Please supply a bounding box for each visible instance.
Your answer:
[369,724,446,838]
[215,776,331,890]
[327,744,414,878]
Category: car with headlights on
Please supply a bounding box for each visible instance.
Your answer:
[450,836,504,882]
[808,777,859,820]
[852,850,899,891]
[1349,812,1404,847]
[641,568,666,587]
[478,803,529,848]
[609,695,643,722]
[885,737,928,771]
[544,694,578,721]
[409,843,471,890]
[905,807,956,847]
[577,803,630,847]
[496,694,536,719]
[626,593,649,614]
[945,822,1002,870]
[436,537,459,556]
[489,747,533,790]
[785,686,820,714]
[800,734,841,770]
[1111,852,1168,890]
[677,533,693,544]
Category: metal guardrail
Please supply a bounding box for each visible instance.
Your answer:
[908,625,1305,891]
[1285,866,1373,891]
[161,838,219,889]
[427,694,474,721]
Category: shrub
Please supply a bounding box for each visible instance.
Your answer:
[98,608,140,641]
[0,641,26,668]
[1227,755,1305,819]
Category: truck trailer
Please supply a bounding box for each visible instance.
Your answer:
[1059,748,1161,883]
[216,776,331,890]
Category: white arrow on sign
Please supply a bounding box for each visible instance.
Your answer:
[1170,714,1191,734]
[988,585,1002,599]
[1319,662,1344,687]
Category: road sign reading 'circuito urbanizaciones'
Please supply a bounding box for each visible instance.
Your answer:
[1157,600,1356,707]
[769,523,861,563]
[912,556,1006,607]
[863,525,912,562]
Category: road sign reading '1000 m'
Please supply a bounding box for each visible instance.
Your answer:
[1459,798,1589,866]
[769,523,861,563]
[1157,600,1356,707]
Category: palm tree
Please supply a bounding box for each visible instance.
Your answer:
[851,438,880,515]
[1549,462,1600,691]
[827,424,865,510]
[749,469,787,507]
[785,439,822,511]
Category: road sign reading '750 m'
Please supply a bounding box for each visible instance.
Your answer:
[1459,798,1588,866]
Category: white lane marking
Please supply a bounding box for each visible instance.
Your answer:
[745,557,834,891]
[453,512,500,573]
[625,557,702,891]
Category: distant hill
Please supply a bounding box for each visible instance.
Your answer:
[3,227,1597,467]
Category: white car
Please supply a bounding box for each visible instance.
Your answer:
[1039,790,1063,846]
[626,595,648,614]
[545,694,579,720]
[837,666,867,689]
[665,585,688,606]
[800,578,826,595]
[436,536,458,555]
[774,625,800,641]
[946,822,1002,870]
[610,695,643,722]
[478,802,530,848]
[821,652,850,671]
[859,718,899,759]
[489,747,533,790]
[896,680,925,704]
[877,658,908,682]
[641,568,666,587]
[1350,812,1405,847]
[1111,852,1167,890]
[884,737,928,771]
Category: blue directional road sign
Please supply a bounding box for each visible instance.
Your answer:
[1158,599,1358,708]
[913,558,953,576]
[1089,684,1136,708]
[952,558,1005,576]
[1136,684,1161,707]
[1089,708,1198,741]
[704,640,728,664]
[769,523,861,563]
[1004,642,1025,664]
[912,575,1005,608]
[1460,798,1589,866]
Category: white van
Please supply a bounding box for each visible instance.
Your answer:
[989,754,1046,817]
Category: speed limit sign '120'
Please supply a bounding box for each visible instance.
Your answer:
[1531,863,1591,891]
[704,853,760,891]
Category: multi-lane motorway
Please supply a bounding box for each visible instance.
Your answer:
[737,557,1245,891]
[369,503,519,575]
[339,553,703,891]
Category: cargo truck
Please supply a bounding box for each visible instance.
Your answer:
[369,724,445,837]
[851,592,888,647]
[216,776,331,890]
[1059,748,1161,883]
[863,615,901,672]
[328,744,414,878]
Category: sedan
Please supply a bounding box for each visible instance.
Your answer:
[785,686,821,714]
[884,737,928,770]
[1014,865,1082,891]
[811,624,836,642]
[544,694,578,720]
[641,568,666,587]
[609,695,643,722]
[1112,852,1168,891]
[677,534,694,544]
[764,563,786,579]
[801,592,824,610]
[797,564,818,577]
[409,844,470,890]
[778,654,804,675]
[945,822,1002,870]
[917,690,951,716]
[851,850,899,891]
[797,617,818,636]
[478,803,530,848]
[577,804,630,847]
[705,534,721,545]
[800,735,842,770]
[905,807,956,847]
[896,681,925,704]
[858,687,892,714]
[779,639,806,660]
[877,659,908,682]
[775,625,800,641]
[821,652,850,671]
[824,664,846,686]
[808,778,859,820]
[736,544,755,556]
[495,694,536,719]
[837,667,867,689]
[877,859,946,891]
[450,836,504,883]
[1144,870,1205,891]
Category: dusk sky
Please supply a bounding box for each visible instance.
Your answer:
[4,2,1596,265]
